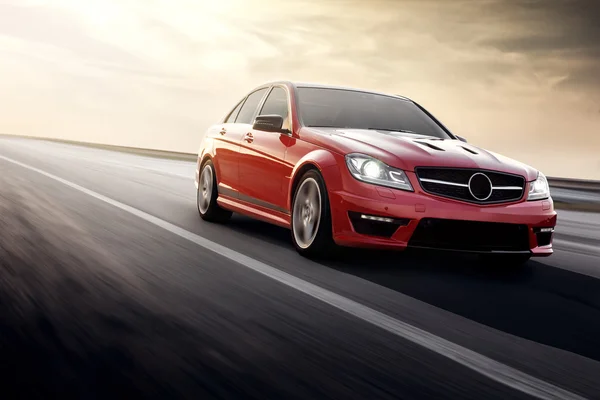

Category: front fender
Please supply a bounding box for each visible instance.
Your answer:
[287,149,344,209]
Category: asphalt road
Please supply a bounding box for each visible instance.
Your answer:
[1,137,600,399]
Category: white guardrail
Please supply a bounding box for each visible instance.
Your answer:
[548,178,600,205]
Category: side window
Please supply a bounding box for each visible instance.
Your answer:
[224,99,244,123]
[259,87,289,121]
[235,88,268,124]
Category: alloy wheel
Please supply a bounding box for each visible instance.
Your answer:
[292,177,322,249]
[198,164,213,214]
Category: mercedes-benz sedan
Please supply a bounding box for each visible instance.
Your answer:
[195,81,556,265]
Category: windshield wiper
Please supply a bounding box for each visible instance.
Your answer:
[366,128,418,134]
[309,126,426,136]
[307,125,348,128]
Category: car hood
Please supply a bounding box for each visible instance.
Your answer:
[301,127,539,181]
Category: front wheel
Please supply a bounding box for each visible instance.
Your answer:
[197,160,232,223]
[291,170,335,258]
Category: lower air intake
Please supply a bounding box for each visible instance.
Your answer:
[348,212,409,238]
[408,218,530,252]
[535,232,553,247]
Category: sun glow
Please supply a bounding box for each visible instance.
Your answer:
[0,0,598,179]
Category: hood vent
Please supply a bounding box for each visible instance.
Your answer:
[414,141,445,151]
[460,146,478,155]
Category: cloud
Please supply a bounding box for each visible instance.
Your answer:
[0,0,598,178]
[0,3,144,67]
[474,0,600,93]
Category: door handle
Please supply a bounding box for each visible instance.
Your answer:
[244,132,254,143]
[219,128,227,135]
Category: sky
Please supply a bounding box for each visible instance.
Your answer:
[0,0,599,179]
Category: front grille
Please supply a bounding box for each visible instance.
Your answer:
[408,218,530,252]
[415,167,525,204]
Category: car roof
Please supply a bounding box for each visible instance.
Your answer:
[258,80,412,102]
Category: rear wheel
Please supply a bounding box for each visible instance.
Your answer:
[291,170,335,258]
[197,160,232,223]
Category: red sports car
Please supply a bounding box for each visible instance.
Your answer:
[195,81,556,265]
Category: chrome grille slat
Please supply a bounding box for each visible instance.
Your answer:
[492,186,523,190]
[419,178,468,187]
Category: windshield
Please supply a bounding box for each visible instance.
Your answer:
[296,87,452,139]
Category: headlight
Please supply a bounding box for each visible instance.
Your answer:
[527,172,550,201]
[345,153,413,191]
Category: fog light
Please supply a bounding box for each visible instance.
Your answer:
[360,214,395,223]
[537,227,554,233]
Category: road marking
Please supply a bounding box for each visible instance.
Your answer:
[0,154,587,400]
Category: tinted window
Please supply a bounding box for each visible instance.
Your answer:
[225,99,244,123]
[297,87,451,139]
[235,88,268,124]
[259,86,290,130]
[260,87,289,118]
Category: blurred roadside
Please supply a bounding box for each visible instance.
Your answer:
[2,134,599,214]
[548,178,600,213]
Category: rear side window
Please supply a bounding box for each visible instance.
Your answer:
[235,88,268,124]
[224,99,244,123]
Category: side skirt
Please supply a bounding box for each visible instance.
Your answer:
[217,185,291,229]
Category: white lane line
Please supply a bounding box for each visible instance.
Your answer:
[0,154,587,400]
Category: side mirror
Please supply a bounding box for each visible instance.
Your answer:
[456,135,467,142]
[253,115,287,133]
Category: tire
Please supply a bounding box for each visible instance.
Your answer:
[291,169,335,258]
[478,253,531,268]
[197,160,232,223]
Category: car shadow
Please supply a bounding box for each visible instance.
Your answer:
[224,214,600,362]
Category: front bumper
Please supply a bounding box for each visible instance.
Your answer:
[327,168,556,256]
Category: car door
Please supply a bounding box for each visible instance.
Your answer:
[215,87,269,198]
[211,97,245,198]
[238,85,291,213]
